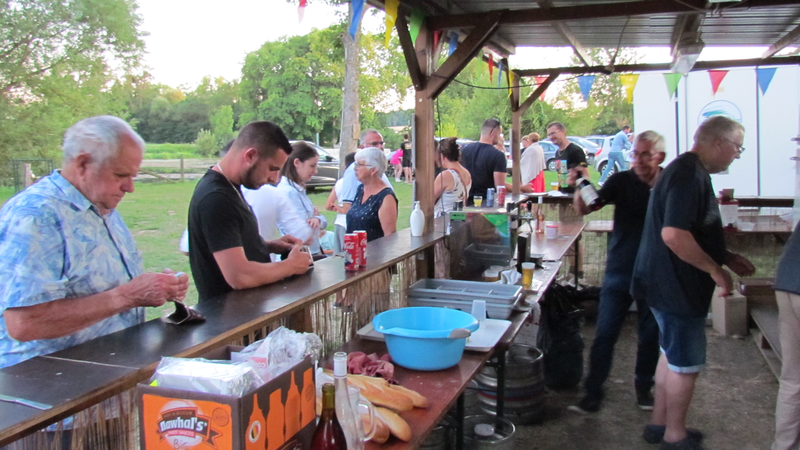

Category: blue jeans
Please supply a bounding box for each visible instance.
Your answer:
[584,271,660,400]
[600,151,625,183]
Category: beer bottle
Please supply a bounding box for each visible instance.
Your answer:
[577,177,605,211]
[311,383,347,450]
[536,196,545,234]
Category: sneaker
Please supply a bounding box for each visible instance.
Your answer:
[395,178,401,182]
[643,424,704,445]
[567,396,601,414]
[660,436,705,450]
[637,388,655,411]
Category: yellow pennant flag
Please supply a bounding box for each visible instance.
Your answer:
[620,74,640,104]
[384,0,398,48]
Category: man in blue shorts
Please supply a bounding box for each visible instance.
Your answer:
[631,116,755,449]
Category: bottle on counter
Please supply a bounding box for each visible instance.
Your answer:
[577,177,605,211]
[410,201,424,236]
[311,383,348,450]
[333,352,361,450]
[536,196,545,234]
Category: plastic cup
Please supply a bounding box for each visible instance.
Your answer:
[550,182,559,192]
[474,196,483,207]
[521,262,535,288]
[545,223,559,239]
[471,300,487,321]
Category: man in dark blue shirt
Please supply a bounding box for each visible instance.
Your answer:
[631,116,755,449]
[460,119,507,206]
[567,131,665,415]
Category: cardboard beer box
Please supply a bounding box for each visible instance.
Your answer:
[736,277,776,310]
[137,346,316,450]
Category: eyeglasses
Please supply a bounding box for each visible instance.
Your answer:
[722,137,745,154]
[632,150,652,160]
[366,141,385,147]
[355,162,372,169]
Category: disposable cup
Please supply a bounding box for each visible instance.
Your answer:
[521,262,535,288]
[545,224,559,239]
[471,300,487,321]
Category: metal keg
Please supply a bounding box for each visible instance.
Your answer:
[475,344,545,425]
[420,416,457,450]
[463,415,515,450]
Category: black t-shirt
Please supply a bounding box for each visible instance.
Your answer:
[459,142,507,205]
[597,169,657,280]
[401,141,412,166]
[631,152,727,317]
[555,143,587,169]
[188,169,272,301]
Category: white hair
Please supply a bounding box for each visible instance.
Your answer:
[355,147,386,175]
[634,130,667,156]
[62,116,144,166]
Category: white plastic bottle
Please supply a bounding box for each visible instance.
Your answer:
[410,201,424,236]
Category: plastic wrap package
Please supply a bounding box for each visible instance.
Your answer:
[234,327,323,382]
[153,357,265,396]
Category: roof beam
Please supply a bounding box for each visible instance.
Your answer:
[427,0,799,29]
[762,23,800,58]
[515,55,800,77]
[537,0,589,66]
[425,10,504,99]
[395,13,425,91]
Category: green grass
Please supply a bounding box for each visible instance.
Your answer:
[144,143,201,159]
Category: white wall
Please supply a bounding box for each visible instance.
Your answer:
[633,66,800,197]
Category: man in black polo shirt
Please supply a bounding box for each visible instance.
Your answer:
[631,116,754,449]
[188,121,312,301]
[460,118,507,206]
[567,131,665,415]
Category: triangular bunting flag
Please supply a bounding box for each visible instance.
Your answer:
[488,54,494,83]
[498,62,503,87]
[298,0,307,23]
[620,74,640,104]
[535,76,549,101]
[433,30,442,51]
[384,0,398,48]
[577,75,596,102]
[708,70,728,96]
[448,32,458,56]
[663,73,682,99]
[757,67,777,95]
[409,8,424,43]
[348,0,365,40]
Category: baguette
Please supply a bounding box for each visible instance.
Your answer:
[386,384,428,408]
[359,381,414,412]
[375,406,411,442]
[363,413,390,444]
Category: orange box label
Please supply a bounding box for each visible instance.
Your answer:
[142,394,232,449]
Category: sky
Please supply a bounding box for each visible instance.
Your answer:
[135,0,777,90]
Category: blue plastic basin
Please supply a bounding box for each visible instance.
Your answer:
[372,307,480,371]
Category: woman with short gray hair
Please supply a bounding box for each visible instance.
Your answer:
[346,147,397,241]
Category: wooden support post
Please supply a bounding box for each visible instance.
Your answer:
[413,15,436,233]
[180,154,185,182]
[23,164,32,188]
[510,72,522,197]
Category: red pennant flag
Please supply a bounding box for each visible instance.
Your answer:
[708,70,728,96]
[488,54,494,83]
[433,30,442,51]
[535,76,549,101]
[298,0,307,23]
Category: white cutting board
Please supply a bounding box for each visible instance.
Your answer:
[357,318,512,353]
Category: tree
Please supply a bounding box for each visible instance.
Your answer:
[210,106,234,146]
[0,0,144,178]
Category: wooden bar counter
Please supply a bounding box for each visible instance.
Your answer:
[0,226,448,447]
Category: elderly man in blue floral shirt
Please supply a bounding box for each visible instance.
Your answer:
[0,116,189,369]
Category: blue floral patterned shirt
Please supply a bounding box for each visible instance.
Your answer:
[0,171,144,369]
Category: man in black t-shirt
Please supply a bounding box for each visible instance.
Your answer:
[546,121,587,170]
[400,134,413,184]
[567,131,666,416]
[188,121,312,301]
[631,116,754,449]
[460,118,507,206]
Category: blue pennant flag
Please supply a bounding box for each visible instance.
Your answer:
[448,32,458,56]
[498,62,503,87]
[578,75,596,102]
[349,0,365,40]
[757,67,777,95]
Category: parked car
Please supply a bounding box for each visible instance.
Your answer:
[289,140,339,189]
[587,135,633,176]
[568,136,601,165]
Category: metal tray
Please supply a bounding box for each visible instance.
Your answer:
[408,278,522,305]
[463,243,512,266]
[407,296,521,320]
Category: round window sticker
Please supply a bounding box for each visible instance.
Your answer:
[698,100,743,126]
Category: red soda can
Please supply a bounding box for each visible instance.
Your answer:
[497,185,506,205]
[343,233,360,271]
[354,230,367,266]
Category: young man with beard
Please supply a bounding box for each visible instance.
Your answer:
[188,121,311,301]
